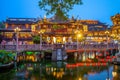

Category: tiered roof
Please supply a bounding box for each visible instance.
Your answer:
[6,18,38,24]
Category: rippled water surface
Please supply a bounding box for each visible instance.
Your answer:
[0,62,120,80]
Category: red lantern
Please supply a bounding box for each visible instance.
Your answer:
[98,62,100,66]
[107,56,110,59]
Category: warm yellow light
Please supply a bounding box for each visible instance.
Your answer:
[27,67,33,70]
[75,30,79,34]
[39,29,45,34]
[112,71,117,77]
[14,27,21,32]
[111,34,115,37]
[51,67,53,72]
[82,53,86,61]
[53,72,56,76]
[91,53,95,59]
[105,31,109,34]
[63,37,66,43]
[31,25,35,32]
[77,34,82,38]
[53,37,56,43]
[78,77,82,80]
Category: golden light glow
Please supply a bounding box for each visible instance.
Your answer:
[77,34,82,38]
[63,37,66,43]
[111,34,115,37]
[78,77,82,80]
[83,25,88,32]
[82,53,86,61]
[105,31,109,34]
[31,25,35,32]
[27,67,33,70]
[112,71,117,77]
[52,71,64,78]
[39,29,45,34]
[14,27,21,32]
[91,53,95,59]
[53,37,56,43]
[75,29,79,34]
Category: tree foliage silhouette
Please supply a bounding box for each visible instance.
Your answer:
[39,0,83,20]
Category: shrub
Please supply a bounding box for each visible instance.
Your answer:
[0,50,15,64]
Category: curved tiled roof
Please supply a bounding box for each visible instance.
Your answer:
[6,18,38,24]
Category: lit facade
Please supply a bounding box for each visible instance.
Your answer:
[0,16,109,44]
[111,14,120,39]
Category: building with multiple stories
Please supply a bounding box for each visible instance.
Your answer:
[0,16,109,44]
[111,13,120,40]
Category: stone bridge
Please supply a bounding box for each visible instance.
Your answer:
[0,44,118,52]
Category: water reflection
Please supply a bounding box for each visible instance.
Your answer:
[0,62,116,80]
[112,65,120,80]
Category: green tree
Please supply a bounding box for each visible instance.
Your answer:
[38,0,83,20]
[0,50,15,65]
[32,35,40,44]
[0,22,5,43]
[0,22,5,29]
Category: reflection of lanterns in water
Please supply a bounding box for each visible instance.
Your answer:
[112,71,117,77]
[54,68,56,71]
[27,67,33,70]
[78,77,82,80]
[53,72,56,76]
[82,53,86,61]
[91,53,95,59]
[114,65,118,70]
[56,72,59,78]
[56,72,64,78]
[60,68,63,71]
[26,55,35,62]
[46,68,49,72]
[52,68,64,79]
[51,67,53,72]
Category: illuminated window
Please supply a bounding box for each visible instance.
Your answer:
[31,25,35,31]
[83,25,88,32]
[94,32,98,35]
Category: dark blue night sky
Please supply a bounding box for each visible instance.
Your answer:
[0,0,120,25]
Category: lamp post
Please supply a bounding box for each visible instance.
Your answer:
[74,28,83,61]
[105,30,109,57]
[14,27,21,61]
[75,29,79,51]
[118,35,120,54]
[75,29,82,50]
[39,30,44,50]
[116,35,120,52]
[77,33,82,50]
[114,34,120,54]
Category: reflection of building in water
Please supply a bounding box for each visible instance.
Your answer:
[112,65,120,80]
[15,63,111,80]
[17,52,39,62]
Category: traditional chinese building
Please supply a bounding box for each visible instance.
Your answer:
[111,13,120,35]
[0,16,108,44]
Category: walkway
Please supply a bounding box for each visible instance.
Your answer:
[0,44,118,52]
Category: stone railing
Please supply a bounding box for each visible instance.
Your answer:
[65,44,118,50]
[0,44,53,51]
[0,43,118,51]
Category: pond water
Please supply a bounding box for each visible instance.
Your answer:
[0,62,119,80]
